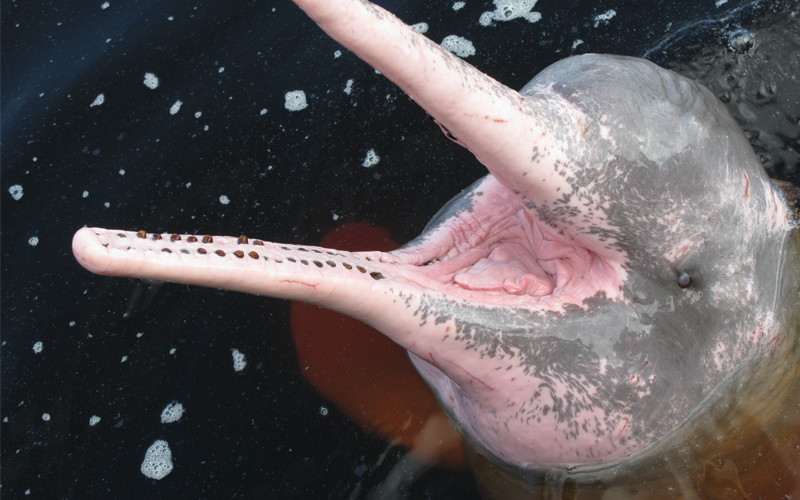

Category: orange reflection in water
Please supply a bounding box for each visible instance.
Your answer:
[291,221,465,468]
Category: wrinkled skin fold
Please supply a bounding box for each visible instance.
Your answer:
[73,0,796,469]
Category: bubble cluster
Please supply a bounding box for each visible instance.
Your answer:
[160,402,185,423]
[143,73,159,90]
[441,35,476,58]
[8,184,23,200]
[362,148,380,168]
[140,440,173,480]
[232,348,247,372]
[169,100,183,115]
[727,28,756,54]
[284,90,308,111]
[479,0,541,26]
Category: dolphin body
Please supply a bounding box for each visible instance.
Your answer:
[73,0,798,474]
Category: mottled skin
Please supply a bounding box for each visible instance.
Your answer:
[72,0,795,470]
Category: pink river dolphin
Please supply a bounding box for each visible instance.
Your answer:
[73,0,799,475]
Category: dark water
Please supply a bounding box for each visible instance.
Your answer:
[2,0,798,498]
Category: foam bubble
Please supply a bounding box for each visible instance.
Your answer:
[89,415,101,426]
[90,94,105,107]
[8,184,23,200]
[441,35,476,58]
[140,440,173,480]
[33,341,43,354]
[410,22,429,34]
[169,100,183,115]
[143,73,159,89]
[219,194,230,205]
[592,9,616,28]
[453,2,465,11]
[28,236,39,247]
[479,0,541,26]
[344,79,354,95]
[160,402,185,423]
[284,90,308,111]
[362,149,380,168]
[232,348,247,372]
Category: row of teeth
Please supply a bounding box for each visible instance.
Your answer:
[107,230,387,280]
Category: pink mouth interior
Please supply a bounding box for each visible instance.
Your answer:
[388,183,626,310]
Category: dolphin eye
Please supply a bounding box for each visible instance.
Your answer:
[677,272,691,288]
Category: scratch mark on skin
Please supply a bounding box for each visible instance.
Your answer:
[280,280,320,288]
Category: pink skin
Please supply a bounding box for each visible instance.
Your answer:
[73,0,792,469]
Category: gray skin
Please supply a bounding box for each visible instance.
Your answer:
[72,0,796,470]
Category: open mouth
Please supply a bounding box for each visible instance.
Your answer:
[383,176,627,310]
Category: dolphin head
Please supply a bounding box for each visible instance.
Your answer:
[72,0,795,468]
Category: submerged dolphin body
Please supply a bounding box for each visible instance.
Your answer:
[73,0,797,470]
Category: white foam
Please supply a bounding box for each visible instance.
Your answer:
[42,413,50,421]
[28,236,39,247]
[8,184,23,200]
[479,0,541,26]
[232,349,247,372]
[441,35,476,58]
[344,79,354,95]
[143,73,159,90]
[362,148,380,168]
[410,22,429,34]
[82,190,89,198]
[140,440,173,480]
[160,402,185,423]
[284,90,308,111]
[90,94,105,107]
[592,9,616,27]
[101,2,110,10]
[33,341,43,354]
[453,1,466,11]
[89,415,101,426]
[169,100,183,115]
[219,194,230,205]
